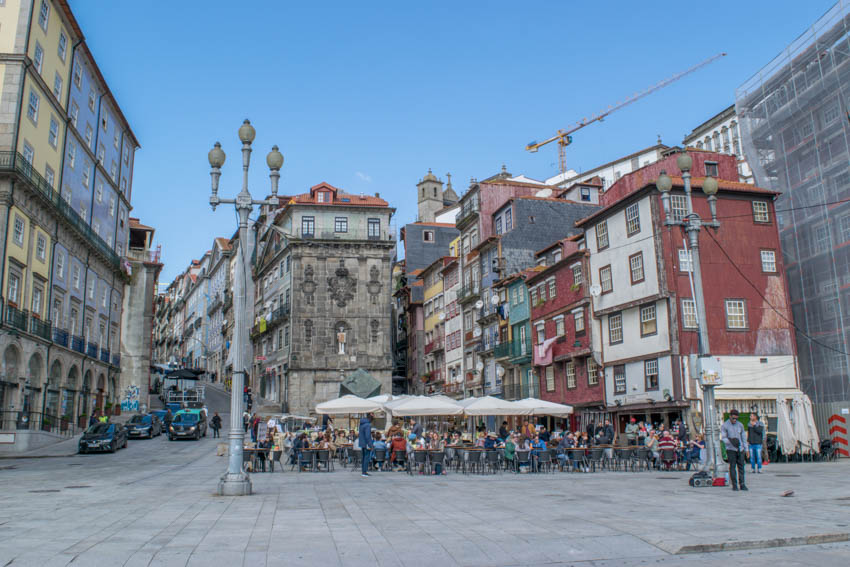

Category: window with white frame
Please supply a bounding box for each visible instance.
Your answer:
[334,217,348,233]
[553,249,562,262]
[554,315,565,336]
[27,90,39,123]
[109,196,115,217]
[34,42,44,73]
[48,117,59,148]
[101,288,107,308]
[761,250,776,272]
[57,251,65,278]
[88,89,95,111]
[547,278,556,299]
[101,111,108,132]
[45,165,54,188]
[67,142,76,167]
[609,312,623,344]
[123,146,129,165]
[645,359,659,390]
[79,203,87,221]
[73,63,82,88]
[97,144,104,163]
[752,201,769,223]
[545,365,555,391]
[614,364,626,394]
[565,360,576,388]
[113,132,119,149]
[38,0,49,30]
[671,194,687,221]
[7,271,20,304]
[13,215,24,245]
[96,183,103,203]
[725,299,747,329]
[640,304,657,336]
[535,322,545,344]
[678,248,693,272]
[110,160,117,180]
[88,279,95,300]
[53,72,62,99]
[574,309,585,333]
[22,141,34,164]
[629,252,644,284]
[681,299,697,328]
[36,234,46,261]
[72,265,81,289]
[600,265,613,293]
[84,123,92,148]
[31,285,42,315]
[596,221,609,249]
[82,161,90,187]
[625,203,641,236]
[571,263,582,286]
[69,101,78,128]
[587,357,598,385]
[58,32,67,61]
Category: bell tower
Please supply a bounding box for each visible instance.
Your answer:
[416,169,444,222]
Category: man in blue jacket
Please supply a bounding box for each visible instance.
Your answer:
[359,413,374,477]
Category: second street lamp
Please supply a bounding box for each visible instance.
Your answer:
[208,119,282,496]
[656,153,725,481]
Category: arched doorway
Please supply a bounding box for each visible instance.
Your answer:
[83,369,93,422]
[66,365,79,425]
[26,352,43,416]
[108,375,116,408]
[1,345,20,421]
[44,358,61,419]
[96,373,105,413]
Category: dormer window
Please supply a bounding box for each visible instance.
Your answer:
[317,191,329,203]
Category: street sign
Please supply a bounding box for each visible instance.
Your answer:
[255,355,266,361]
[698,356,723,386]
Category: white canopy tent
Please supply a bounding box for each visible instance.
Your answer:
[513,397,574,417]
[367,394,401,404]
[386,396,465,417]
[460,396,534,416]
[791,396,820,454]
[315,395,382,415]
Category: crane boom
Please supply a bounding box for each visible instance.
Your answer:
[526,52,727,173]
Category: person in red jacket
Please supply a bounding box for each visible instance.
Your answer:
[658,430,678,470]
[389,434,407,471]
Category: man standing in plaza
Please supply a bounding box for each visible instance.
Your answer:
[721,409,749,491]
[747,413,765,474]
[359,413,374,477]
[625,418,638,446]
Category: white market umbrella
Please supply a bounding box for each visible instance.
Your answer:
[388,396,464,417]
[367,394,396,404]
[802,395,820,451]
[776,397,797,456]
[791,397,811,454]
[461,396,534,416]
[514,397,574,417]
[315,395,382,415]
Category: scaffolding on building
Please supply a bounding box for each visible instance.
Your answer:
[736,1,850,403]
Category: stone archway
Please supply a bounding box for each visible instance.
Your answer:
[26,353,43,415]
[1,345,20,414]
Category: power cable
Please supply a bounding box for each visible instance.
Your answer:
[703,228,849,357]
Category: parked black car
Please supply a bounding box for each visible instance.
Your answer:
[78,423,128,453]
[151,409,169,426]
[125,414,162,439]
[167,412,205,441]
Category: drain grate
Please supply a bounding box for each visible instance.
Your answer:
[28,489,60,493]
[0,465,18,470]
[776,474,800,477]
[64,485,90,489]
[68,463,82,466]
[656,477,680,480]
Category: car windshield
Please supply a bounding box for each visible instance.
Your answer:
[173,414,198,424]
[129,415,151,424]
[85,423,112,435]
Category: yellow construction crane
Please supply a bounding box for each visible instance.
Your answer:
[526,53,727,174]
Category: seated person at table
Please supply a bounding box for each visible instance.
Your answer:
[577,432,589,448]
[373,432,387,451]
[556,433,575,467]
[429,432,444,450]
[483,432,499,450]
[504,434,517,465]
[645,432,660,466]
[294,433,311,470]
[390,434,407,470]
[499,421,509,441]
[531,435,547,457]
[519,437,532,451]
[256,435,271,472]
[538,426,551,444]
[658,430,677,469]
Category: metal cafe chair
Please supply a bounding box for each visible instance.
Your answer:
[615,447,634,471]
[315,449,333,472]
[588,447,605,472]
[484,450,501,474]
[410,450,428,475]
[372,448,388,471]
[536,450,555,473]
[428,451,447,475]
[660,449,676,471]
[515,450,532,473]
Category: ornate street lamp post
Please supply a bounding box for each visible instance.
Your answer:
[656,152,726,480]
[208,120,283,496]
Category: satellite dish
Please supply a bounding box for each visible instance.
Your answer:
[590,284,602,297]
[473,327,482,337]
[490,295,500,305]
[438,312,446,321]
[476,361,484,371]
[496,365,505,377]
[475,300,484,309]
[535,188,553,198]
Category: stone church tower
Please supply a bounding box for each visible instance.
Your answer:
[417,169,444,222]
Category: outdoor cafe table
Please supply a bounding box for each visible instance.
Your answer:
[242,447,270,472]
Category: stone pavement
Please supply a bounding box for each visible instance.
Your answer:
[1,424,849,567]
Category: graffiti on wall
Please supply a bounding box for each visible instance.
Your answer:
[121,384,140,412]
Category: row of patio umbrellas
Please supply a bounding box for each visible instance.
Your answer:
[315,394,573,418]
[777,395,820,455]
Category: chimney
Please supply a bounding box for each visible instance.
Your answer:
[375,192,380,198]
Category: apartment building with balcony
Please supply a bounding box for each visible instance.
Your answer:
[420,256,452,395]
[0,1,138,442]
[441,255,463,399]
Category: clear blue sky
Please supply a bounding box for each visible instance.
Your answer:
[70,0,834,283]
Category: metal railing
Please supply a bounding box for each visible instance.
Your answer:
[0,152,124,275]
[71,335,85,353]
[494,342,511,359]
[292,225,396,242]
[0,411,79,437]
[4,303,28,331]
[86,342,98,358]
[510,338,532,361]
[457,284,480,303]
[100,348,110,363]
[53,327,69,347]
[30,316,51,341]
[112,353,120,367]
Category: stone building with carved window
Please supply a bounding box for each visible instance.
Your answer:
[251,182,395,415]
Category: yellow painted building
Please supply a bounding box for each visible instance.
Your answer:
[420,256,449,389]
[3,205,51,319]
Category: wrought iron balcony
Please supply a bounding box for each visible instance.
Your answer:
[510,338,532,363]
[4,303,28,331]
[112,353,120,367]
[71,335,85,353]
[494,342,511,359]
[100,348,110,363]
[86,342,98,358]
[29,316,51,341]
[457,284,481,304]
[53,327,69,347]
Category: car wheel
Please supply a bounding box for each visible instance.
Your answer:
[109,441,116,453]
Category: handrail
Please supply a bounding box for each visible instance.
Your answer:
[0,410,79,437]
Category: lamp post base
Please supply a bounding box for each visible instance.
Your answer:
[218,472,252,496]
